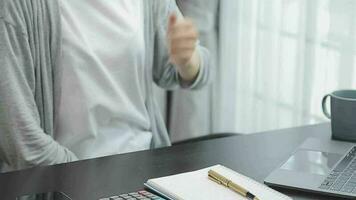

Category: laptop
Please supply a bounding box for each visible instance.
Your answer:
[265,137,356,199]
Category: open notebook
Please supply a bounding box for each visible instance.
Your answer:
[145,165,292,200]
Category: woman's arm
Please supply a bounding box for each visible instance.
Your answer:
[0,19,77,171]
[167,14,201,83]
[152,0,210,90]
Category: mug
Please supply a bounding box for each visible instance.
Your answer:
[322,90,356,142]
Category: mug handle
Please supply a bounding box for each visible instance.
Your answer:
[322,94,331,119]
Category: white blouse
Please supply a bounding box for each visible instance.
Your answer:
[56,0,152,159]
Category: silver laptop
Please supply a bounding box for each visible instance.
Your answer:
[265,137,356,199]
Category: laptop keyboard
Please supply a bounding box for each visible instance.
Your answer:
[98,190,166,200]
[319,146,356,193]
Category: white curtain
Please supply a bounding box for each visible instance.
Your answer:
[219,0,356,134]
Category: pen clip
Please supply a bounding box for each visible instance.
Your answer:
[208,170,230,186]
[208,174,223,185]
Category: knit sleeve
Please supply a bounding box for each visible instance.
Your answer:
[0,18,77,171]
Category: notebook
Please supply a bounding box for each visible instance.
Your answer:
[144,165,292,200]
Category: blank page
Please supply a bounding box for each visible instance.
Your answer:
[146,165,292,200]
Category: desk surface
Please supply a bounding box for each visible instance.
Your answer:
[0,123,347,200]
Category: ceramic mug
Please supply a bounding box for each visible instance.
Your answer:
[322,90,356,142]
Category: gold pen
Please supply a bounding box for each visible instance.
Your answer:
[208,170,260,200]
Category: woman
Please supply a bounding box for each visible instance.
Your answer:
[0,0,209,172]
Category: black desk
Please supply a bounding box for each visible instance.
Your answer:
[0,123,346,200]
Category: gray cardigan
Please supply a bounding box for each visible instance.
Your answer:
[0,0,209,171]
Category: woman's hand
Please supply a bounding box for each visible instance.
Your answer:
[167,14,201,83]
